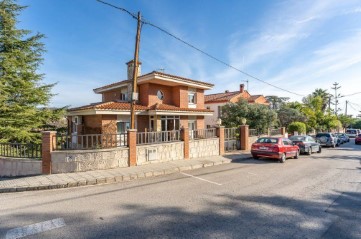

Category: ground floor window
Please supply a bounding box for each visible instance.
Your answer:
[161,116,180,131]
[117,121,130,133]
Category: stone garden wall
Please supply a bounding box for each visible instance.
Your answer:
[51,147,129,174]
[136,142,184,165]
[0,157,41,177]
[189,138,219,159]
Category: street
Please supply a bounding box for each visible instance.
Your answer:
[1,140,360,239]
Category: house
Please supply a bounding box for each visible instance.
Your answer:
[204,84,269,127]
[67,61,214,136]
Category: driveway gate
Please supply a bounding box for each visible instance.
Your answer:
[224,127,240,152]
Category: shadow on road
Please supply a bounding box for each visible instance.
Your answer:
[1,190,360,238]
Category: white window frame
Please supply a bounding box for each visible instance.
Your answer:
[188,88,197,108]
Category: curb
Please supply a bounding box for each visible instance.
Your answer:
[0,157,244,194]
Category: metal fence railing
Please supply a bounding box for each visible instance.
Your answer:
[55,133,128,150]
[225,127,238,140]
[191,128,217,140]
[249,129,258,137]
[0,143,42,159]
[137,130,181,145]
[270,128,281,136]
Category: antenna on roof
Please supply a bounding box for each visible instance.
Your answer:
[157,68,165,73]
[242,79,249,91]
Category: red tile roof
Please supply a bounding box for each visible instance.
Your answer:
[93,80,131,93]
[68,102,148,112]
[69,102,213,113]
[204,91,241,103]
[142,71,214,87]
[93,71,214,93]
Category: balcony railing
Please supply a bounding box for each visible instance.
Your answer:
[55,133,128,150]
[191,128,217,140]
[136,130,181,145]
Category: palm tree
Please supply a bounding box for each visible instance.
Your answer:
[312,89,331,112]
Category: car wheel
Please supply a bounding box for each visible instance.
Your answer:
[252,154,259,159]
[279,153,286,163]
[317,146,322,153]
[294,150,300,159]
[307,147,312,155]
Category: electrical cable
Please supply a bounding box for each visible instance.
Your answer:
[96,0,305,97]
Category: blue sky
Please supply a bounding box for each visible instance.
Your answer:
[19,0,361,116]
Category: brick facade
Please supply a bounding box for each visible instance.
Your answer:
[42,131,56,174]
[127,129,137,166]
[101,115,117,134]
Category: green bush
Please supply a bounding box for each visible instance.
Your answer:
[288,122,306,135]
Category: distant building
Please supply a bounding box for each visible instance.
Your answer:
[204,84,269,127]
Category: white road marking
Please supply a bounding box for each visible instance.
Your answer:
[181,172,222,186]
[6,218,66,239]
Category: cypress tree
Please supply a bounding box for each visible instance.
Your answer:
[0,0,64,143]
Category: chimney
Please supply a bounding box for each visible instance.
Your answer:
[240,84,245,93]
[126,60,142,80]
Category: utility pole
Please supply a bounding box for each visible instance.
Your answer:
[130,12,142,129]
[345,100,348,116]
[331,82,341,116]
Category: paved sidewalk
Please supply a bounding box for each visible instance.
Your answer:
[0,152,251,193]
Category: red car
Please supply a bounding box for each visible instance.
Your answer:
[251,137,300,163]
[355,134,361,145]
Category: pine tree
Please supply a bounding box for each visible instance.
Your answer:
[0,0,64,143]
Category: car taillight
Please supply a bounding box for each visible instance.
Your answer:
[272,145,279,152]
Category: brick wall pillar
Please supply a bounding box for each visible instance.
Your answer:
[42,131,57,174]
[216,126,225,155]
[180,128,190,159]
[281,127,286,137]
[240,125,249,151]
[127,129,137,166]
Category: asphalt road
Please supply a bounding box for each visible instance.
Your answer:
[1,140,360,239]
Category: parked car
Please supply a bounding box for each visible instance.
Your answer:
[289,135,321,155]
[355,134,361,145]
[315,133,338,147]
[335,133,350,143]
[345,129,358,138]
[333,133,343,145]
[251,137,299,163]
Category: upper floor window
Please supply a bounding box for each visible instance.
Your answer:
[120,93,128,101]
[157,90,164,100]
[218,106,223,118]
[188,88,196,104]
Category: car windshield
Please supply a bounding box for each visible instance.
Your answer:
[256,138,278,144]
[289,136,305,141]
[346,130,356,134]
[316,133,330,137]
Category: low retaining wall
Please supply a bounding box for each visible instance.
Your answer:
[190,138,219,159]
[137,142,184,165]
[0,157,41,177]
[51,147,129,174]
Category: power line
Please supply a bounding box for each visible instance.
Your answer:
[97,0,138,19]
[342,92,361,97]
[96,0,305,97]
